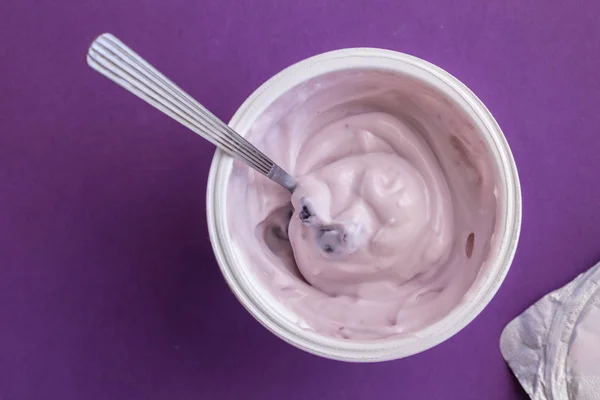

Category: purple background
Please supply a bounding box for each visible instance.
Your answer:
[2,0,600,399]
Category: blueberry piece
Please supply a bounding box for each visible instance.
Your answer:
[299,205,312,221]
[299,202,318,225]
[317,226,344,256]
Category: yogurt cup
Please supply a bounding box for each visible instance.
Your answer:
[207,48,522,362]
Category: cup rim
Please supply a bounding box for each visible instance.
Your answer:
[207,48,522,362]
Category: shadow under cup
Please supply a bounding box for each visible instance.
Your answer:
[207,49,521,362]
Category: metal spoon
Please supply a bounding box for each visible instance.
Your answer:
[87,34,358,255]
[87,33,296,192]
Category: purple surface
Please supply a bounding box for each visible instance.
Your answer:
[2,0,600,399]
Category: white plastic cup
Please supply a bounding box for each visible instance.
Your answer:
[207,48,522,362]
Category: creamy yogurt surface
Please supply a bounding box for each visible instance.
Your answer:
[227,70,498,339]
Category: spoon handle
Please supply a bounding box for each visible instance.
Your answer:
[87,33,296,192]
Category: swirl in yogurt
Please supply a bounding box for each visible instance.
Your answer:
[227,70,497,339]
